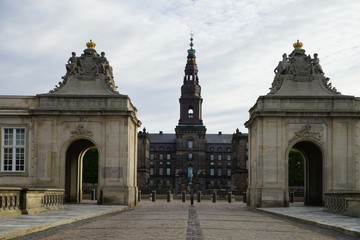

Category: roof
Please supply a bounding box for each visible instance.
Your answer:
[205,134,233,144]
[149,133,176,143]
[148,132,247,144]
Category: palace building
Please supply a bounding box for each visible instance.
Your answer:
[137,37,248,194]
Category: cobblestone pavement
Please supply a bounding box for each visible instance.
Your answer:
[13,200,358,240]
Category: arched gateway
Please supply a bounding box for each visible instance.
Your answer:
[0,40,141,214]
[245,40,360,208]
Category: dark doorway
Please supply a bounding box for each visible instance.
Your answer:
[290,141,323,206]
[65,139,97,203]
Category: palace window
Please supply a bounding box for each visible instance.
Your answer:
[218,169,222,176]
[2,128,25,172]
[166,168,171,176]
[187,139,193,149]
[188,153,193,160]
[166,154,171,160]
[210,154,214,161]
[210,168,214,176]
[227,169,232,176]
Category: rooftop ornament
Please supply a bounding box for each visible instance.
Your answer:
[86,39,96,49]
[293,39,303,49]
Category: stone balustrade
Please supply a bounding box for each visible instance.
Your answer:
[324,192,360,217]
[0,187,64,216]
[0,187,22,216]
[43,189,65,210]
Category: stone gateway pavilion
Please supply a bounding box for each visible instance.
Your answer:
[245,40,360,216]
[0,40,140,215]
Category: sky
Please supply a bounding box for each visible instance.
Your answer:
[0,0,359,134]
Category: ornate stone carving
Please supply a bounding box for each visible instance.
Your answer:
[289,124,321,143]
[322,77,340,94]
[51,40,118,94]
[269,40,340,95]
[70,124,93,138]
[269,74,283,94]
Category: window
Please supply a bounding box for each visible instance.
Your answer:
[2,128,25,172]
[150,168,154,176]
[150,154,154,160]
[218,154,222,161]
[210,168,214,176]
[187,139,193,148]
[210,147,214,151]
[227,155,231,161]
[218,169,222,176]
[210,154,214,161]
[159,168,163,176]
[227,169,231,176]
[166,154,171,160]
[166,168,171,176]
[227,147,231,152]
[188,109,193,118]
[188,153,193,160]
[159,154,163,160]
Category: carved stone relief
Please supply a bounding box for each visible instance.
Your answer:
[288,124,323,143]
[70,124,93,138]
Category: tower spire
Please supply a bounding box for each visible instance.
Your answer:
[178,33,203,126]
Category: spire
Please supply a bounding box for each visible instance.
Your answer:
[178,33,203,126]
[184,32,199,83]
[187,32,196,56]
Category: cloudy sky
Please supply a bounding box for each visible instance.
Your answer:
[0,0,359,134]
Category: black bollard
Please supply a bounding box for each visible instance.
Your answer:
[227,192,232,203]
[167,190,171,202]
[152,190,156,202]
[197,191,201,203]
[138,190,141,202]
[289,191,294,203]
[243,192,246,203]
[182,191,186,202]
[190,190,194,205]
[212,191,217,203]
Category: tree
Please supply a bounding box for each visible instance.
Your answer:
[82,148,98,184]
[288,150,304,186]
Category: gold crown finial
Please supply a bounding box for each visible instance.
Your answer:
[293,39,303,49]
[86,39,96,49]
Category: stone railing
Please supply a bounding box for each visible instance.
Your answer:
[0,187,64,216]
[21,188,65,214]
[43,189,65,210]
[324,192,360,217]
[0,187,22,216]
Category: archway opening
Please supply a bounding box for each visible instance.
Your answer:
[82,147,99,200]
[65,139,98,203]
[289,141,323,206]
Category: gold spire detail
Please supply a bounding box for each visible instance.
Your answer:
[293,39,303,49]
[86,39,96,49]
